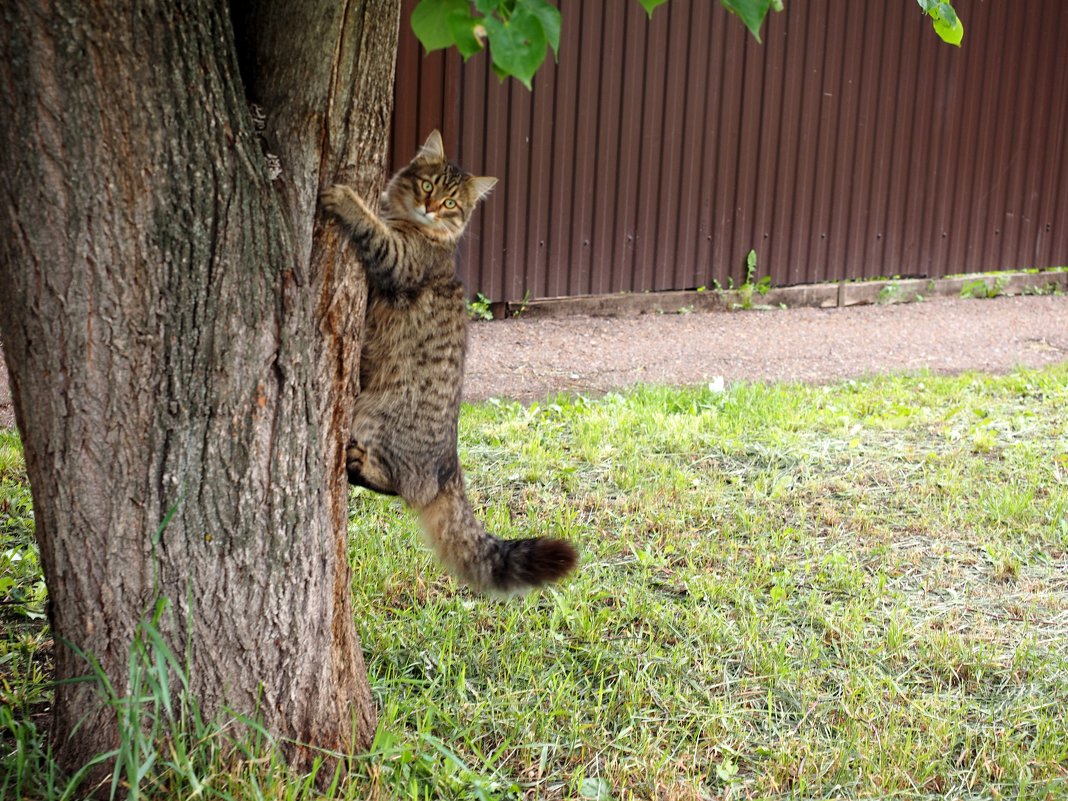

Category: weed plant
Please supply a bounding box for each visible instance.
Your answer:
[3,367,1068,799]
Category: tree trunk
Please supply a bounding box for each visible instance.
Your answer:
[0,0,399,774]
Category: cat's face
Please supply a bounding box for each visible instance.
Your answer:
[383,130,496,243]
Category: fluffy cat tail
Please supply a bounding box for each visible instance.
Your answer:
[419,473,578,594]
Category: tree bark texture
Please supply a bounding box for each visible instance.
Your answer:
[0,0,400,773]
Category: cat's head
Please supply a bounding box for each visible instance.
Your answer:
[382,130,497,243]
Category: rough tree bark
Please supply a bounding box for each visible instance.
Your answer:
[0,0,400,773]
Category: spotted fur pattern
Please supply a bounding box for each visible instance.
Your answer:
[321,131,578,594]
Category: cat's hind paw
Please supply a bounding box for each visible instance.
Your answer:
[344,440,367,474]
[345,439,397,496]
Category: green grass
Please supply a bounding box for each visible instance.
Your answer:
[4,366,1068,799]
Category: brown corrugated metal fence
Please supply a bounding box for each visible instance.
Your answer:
[393,0,1068,303]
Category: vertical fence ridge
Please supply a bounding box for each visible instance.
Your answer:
[1044,4,1068,264]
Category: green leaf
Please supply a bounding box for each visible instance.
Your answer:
[475,0,502,13]
[931,14,963,46]
[934,1,958,26]
[638,0,669,18]
[578,777,613,801]
[411,0,470,53]
[719,0,780,43]
[483,7,549,90]
[523,0,562,57]
[715,756,740,783]
[930,5,963,46]
[447,9,486,60]
[917,0,964,46]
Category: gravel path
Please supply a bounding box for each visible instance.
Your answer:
[463,294,1068,402]
[3,294,1067,429]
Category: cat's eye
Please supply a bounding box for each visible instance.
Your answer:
[443,198,457,209]
[420,180,433,192]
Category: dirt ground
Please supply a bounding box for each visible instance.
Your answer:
[2,294,1067,429]
[462,294,1068,402]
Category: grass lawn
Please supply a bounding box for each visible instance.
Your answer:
[3,366,1068,799]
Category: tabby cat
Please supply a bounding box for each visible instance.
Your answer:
[321,130,578,594]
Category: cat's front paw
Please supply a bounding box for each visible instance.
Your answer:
[320,184,361,221]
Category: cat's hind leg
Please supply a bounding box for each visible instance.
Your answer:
[347,404,444,507]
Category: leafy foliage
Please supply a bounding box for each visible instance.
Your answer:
[960,276,1008,300]
[412,1,961,88]
[733,248,773,309]
[719,0,784,42]
[411,0,561,89]
[642,0,784,41]
[465,292,495,321]
[916,0,965,46]
[0,431,44,624]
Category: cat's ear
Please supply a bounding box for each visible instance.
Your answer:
[415,129,445,162]
[469,175,498,200]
